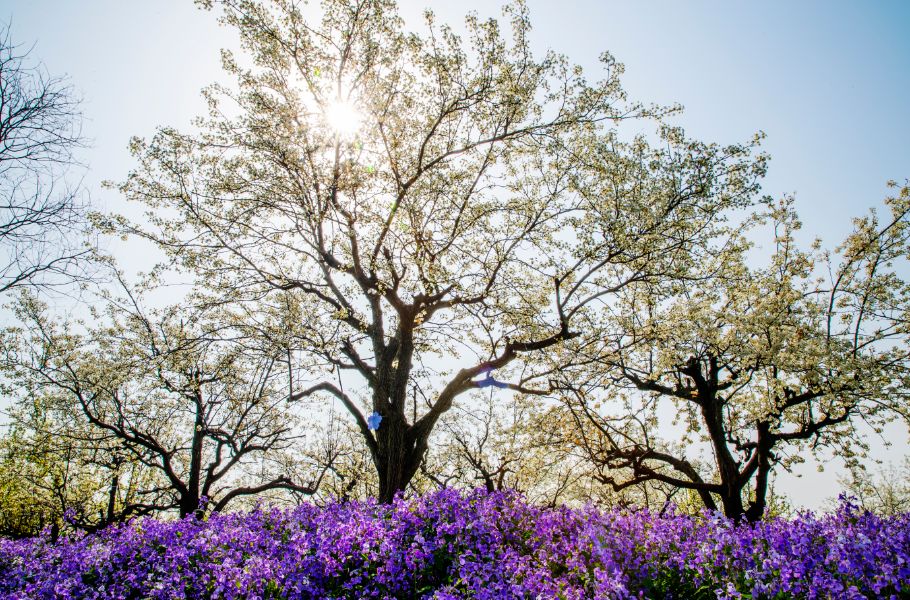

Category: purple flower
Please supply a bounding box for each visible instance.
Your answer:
[0,491,907,598]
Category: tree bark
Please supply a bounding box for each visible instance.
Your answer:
[744,421,773,522]
[375,410,427,503]
[690,357,749,520]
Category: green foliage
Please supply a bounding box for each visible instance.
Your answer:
[0,423,60,537]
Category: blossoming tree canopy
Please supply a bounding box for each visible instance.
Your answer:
[558,188,910,520]
[114,0,768,502]
[3,286,327,522]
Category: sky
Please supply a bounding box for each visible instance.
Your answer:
[3,0,910,510]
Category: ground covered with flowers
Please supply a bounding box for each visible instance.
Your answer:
[1,489,908,599]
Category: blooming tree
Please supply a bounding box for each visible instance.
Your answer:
[560,188,910,520]
[1,283,329,520]
[112,0,766,501]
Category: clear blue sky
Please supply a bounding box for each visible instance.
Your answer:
[5,0,910,509]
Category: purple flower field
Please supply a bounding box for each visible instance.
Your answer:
[1,489,908,599]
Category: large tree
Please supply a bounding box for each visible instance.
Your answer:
[559,189,910,521]
[112,0,767,501]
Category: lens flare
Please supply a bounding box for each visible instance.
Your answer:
[325,100,362,137]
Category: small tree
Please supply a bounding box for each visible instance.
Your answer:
[114,0,766,502]
[561,188,910,521]
[838,458,910,517]
[0,407,157,536]
[0,25,93,292]
[2,285,328,520]
[417,394,586,507]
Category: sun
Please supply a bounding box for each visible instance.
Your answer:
[325,99,362,137]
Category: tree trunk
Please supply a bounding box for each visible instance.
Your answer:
[181,391,206,518]
[712,442,750,520]
[375,411,424,503]
[372,327,427,503]
[699,384,748,521]
[105,473,119,525]
[376,412,407,503]
[179,492,200,519]
[744,491,766,522]
[744,421,773,522]
[695,487,719,512]
[719,487,746,520]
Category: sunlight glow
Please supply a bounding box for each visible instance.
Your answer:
[325,99,362,137]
